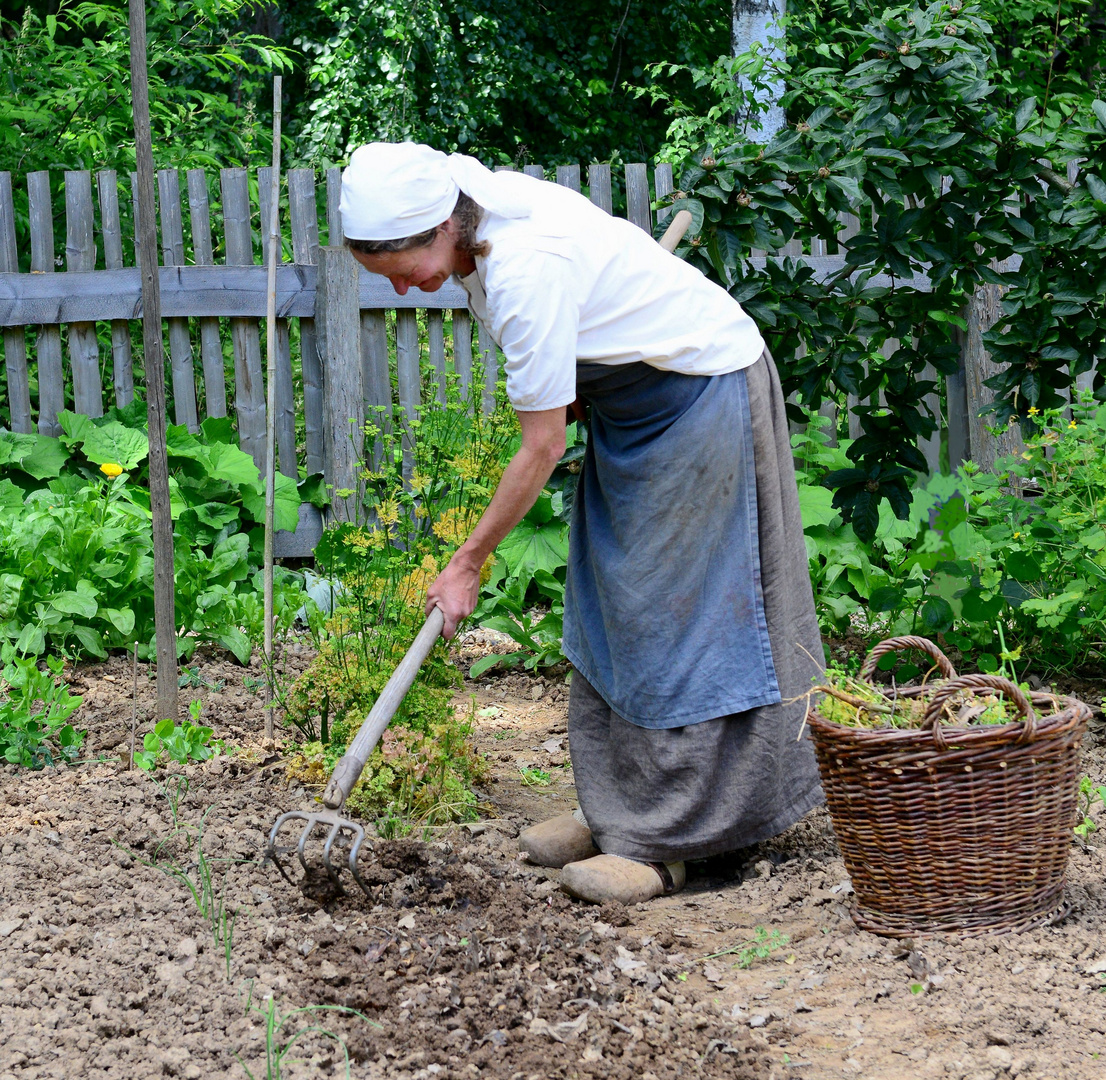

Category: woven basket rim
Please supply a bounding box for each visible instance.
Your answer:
[807,690,1090,750]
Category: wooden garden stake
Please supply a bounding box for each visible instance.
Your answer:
[128,0,178,722]
[129,642,139,769]
[263,75,283,740]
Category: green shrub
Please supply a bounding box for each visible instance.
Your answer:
[797,395,1106,674]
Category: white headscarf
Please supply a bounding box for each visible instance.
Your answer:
[339,142,532,241]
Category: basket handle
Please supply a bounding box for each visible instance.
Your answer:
[921,674,1037,751]
[858,635,957,683]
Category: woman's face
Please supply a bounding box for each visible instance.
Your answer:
[350,218,475,296]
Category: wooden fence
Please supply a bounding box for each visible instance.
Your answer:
[0,159,1050,555]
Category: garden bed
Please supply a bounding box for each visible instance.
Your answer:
[0,650,1104,1079]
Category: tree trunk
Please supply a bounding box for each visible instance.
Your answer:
[732,0,787,143]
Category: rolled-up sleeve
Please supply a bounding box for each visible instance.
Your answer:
[485,250,580,412]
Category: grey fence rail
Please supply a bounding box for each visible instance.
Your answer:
[0,159,1043,555]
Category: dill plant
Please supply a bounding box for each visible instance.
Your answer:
[284,377,513,831]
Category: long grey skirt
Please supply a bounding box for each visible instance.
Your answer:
[568,351,825,863]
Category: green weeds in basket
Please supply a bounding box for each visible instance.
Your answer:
[814,666,1025,730]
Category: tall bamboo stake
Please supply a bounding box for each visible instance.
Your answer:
[263,75,283,740]
[128,0,178,722]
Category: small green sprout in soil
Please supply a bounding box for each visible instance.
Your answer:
[698,926,791,969]
[134,701,215,771]
[519,766,552,787]
[115,779,239,979]
[237,982,379,1080]
[179,666,224,692]
[1075,776,1106,840]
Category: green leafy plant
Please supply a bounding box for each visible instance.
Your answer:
[284,380,508,832]
[1075,774,1106,841]
[0,652,84,767]
[0,409,314,663]
[345,715,487,825]
[699,926,791,970]
[471,566,566,676]
[287,711,487,830]
[471,450,573,675]
[518,765,552,787]
[133,702,215,771]
[796,396,1106,674]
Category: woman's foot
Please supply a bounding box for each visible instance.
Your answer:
[560,854,686,905]
[518,810,600,868]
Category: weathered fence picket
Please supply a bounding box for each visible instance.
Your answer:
[258,165,297,479]
[28,171,64,437]
[220,167,267,468]
[64,170,103,419]
[0,172,31,434]
[316,244,361,525]
[287,167,325,478]
[186,169,228,420]
[0,157,1032,558]
[98,170,136,410]
[158,169,199,430]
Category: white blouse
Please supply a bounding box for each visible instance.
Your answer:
[459,173,765,412]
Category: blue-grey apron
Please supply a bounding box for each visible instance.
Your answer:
[562,361,780,729]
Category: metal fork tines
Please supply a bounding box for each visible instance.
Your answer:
[265,808,372,897]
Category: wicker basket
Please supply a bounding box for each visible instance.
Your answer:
[808,635,1091,936]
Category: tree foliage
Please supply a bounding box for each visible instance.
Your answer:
[281,0,730,167]
[0,0,291,176]
[657,1,1106,539]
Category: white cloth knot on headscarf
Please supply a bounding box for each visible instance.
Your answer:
[339,142,532,241]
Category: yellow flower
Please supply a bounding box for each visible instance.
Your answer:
[1068,420,1078,429]
[395,556,441,609]
[376,499,400,527]
[1027,407,1039,416]
[432,505,478,546]
[100,462,123,477]
[448,449,482,482]
[1013,531,1021,539]
[342,530,373,551]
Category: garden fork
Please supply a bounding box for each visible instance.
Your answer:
[265,606,445,897]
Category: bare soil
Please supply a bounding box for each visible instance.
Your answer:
[1,643,1105,1080]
